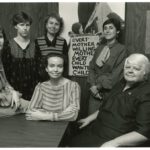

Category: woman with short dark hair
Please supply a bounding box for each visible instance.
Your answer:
[2,11,38,100]
[26,52,80,121]
[0,25,28,116]
[88,18,127,114]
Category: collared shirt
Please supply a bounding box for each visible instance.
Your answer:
[92,79,150,140]
[87,40,127,90]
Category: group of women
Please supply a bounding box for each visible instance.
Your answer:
[0,10,131,146]
[0,11,73,118]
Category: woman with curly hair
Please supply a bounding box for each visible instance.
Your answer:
[35,13,68,82]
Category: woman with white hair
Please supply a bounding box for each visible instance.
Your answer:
[69,53,150,147]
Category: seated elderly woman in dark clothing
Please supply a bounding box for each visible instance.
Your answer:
[68,53,150,147]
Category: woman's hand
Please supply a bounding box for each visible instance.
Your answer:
[26,109,53,121]
[90,85,98,96]
[77,117,91,129]
[90,86,102,99]
[11,90,21,110]
[101,141,119,147]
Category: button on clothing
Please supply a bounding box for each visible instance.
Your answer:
[69,79,150,147]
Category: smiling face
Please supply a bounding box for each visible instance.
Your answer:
[15,21,30,37]
[46,56,64,79]
[124,57,147,84]
[46,17,60,36]
[103,23,118,41]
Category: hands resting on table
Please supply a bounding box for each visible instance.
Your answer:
[26,109,53,121]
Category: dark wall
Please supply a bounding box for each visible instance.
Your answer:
[125,2,150,56]
[0,3,58,40]
[78,2,95,29]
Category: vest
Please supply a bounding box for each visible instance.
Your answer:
[37,36,65,56]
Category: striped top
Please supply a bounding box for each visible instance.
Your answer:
[28,79,80,121]
[35,35,68,56]
[35,35,69,81]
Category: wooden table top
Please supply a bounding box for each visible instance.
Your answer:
[0,114,68,147]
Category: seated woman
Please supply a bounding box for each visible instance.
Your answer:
[0,26,28,117]
[68,53,150,147]
[26,53,80,121]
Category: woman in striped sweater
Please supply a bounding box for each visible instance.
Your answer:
[26,53,80,121]
[35,13,69,82]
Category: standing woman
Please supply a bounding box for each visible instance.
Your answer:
[35,12,68,82]
[0,25,29,116]
[2,11,38,100]
[88,18,127,114]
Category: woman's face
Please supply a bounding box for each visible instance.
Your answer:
[124,58,146,84]
[0,32,4,50]
[46,17,60,36]
[15,21,30,38]
[103,23,118,41]
[46,56,64,80]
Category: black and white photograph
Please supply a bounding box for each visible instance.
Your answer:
[0,1,150,148]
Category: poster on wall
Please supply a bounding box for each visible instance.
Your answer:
[69,35,99,76]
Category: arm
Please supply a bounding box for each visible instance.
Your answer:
[96,47,127,90]
[27,83,43,111]
[0,60,21,109]
[1,42,12,82]
[26,83,47,120]
[26,82,80,121]
[102,90,150,147]
[51,82,80,121]
[87,46,100,86]
[101,131,147,147]
[78,110,99,129]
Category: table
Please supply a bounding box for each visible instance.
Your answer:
[0,114,68,147]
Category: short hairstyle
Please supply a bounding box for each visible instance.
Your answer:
[44,12,64,35]
[103,18,121,31]
[12,11,32,26]
[124,53,150,76]
[72,22,82,34]
[45,52,66,68]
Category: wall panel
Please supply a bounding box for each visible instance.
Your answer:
[0,3,58,40]
[125,2,150,55]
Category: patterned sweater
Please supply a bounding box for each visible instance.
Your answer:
[28,79,80,121]
[35,35,69,80]
[35,35,68,56]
